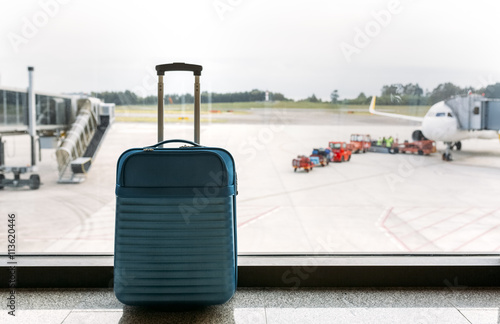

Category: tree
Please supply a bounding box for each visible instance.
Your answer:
[375,83,427,105]
[484,83,500,98]
[92,89,291,105]
[330,90,339,104]
[429,83,463,104]
[357,92,367,101]
[381,84,401,96]
[343,92,370,105]
[306,94,319,102]
[403,83,423,96]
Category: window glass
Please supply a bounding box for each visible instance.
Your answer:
[0,91,5,124]
[1,0,500,254]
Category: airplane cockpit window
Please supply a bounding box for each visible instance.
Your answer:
[447,112,453,117]
[435,112,446,117]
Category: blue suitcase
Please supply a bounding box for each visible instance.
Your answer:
[114,63,237,306]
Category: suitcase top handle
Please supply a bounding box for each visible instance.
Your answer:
[148,139,202,148]
[156,62,203,76]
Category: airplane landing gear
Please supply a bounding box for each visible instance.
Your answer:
[452,141,462,150]
[442,142,453,161]
[442,152,452,161]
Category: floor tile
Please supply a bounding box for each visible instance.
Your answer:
[119,304,236,324]
[233,308,267,324]
[446,288,500,308]
[0,288,86,310]
[73,289,122,310]
[0,310,71,324]
[0,288,499,323]
[338,287,454,308]
[265,307,471,324]
[458,308,500,324]
[62,311,123,324]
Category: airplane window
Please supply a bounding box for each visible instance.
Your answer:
[2,1,500,257]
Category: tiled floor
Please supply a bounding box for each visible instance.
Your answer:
[1,288,499,323]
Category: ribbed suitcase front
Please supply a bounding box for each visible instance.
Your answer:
[114,146,237,306]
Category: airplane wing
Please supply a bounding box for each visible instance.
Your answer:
[369,96,424,123]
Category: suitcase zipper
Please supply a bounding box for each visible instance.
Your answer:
[143,146,196,151]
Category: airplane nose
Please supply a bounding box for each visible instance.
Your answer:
[422,118,444,140]
[421,119,433,139]
[422,115,458,142]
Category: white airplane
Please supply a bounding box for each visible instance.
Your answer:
[369,95,500,161]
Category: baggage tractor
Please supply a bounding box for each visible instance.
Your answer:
[114,63,237,306]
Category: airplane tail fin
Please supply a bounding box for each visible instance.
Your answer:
[369,96,376,114]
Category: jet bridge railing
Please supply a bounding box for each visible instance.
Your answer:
[55,99,97,180]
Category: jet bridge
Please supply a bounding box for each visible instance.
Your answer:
[0,83,114,188]
[445,95,500,131]
[55,98,114,183]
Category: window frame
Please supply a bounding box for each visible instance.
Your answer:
[2,253,499,288]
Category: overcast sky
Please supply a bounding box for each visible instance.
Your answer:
[1,0,499,100]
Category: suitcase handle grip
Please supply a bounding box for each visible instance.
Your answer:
[157,62,202,144]
[156,63,202,76]
[149,139,202,148]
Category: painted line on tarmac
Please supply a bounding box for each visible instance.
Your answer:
[238,206,280,229]
[378,207,413,252]
[385,206,424,229]
[453,219,500,252]
[399,207,473,239]
[414,208,500,251]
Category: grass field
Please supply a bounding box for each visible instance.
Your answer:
[117,102,430,116]
[117,101,338,111]
[114,117,228,123]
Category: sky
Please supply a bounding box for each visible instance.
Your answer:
[1,0,500,101]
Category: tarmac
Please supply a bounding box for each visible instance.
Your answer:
[1,108,500,254]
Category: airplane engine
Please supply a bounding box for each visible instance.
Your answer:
[412,130,427,141]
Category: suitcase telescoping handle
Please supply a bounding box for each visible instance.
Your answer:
[156,63,203,144]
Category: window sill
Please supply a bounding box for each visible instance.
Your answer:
[2,253,499,288]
